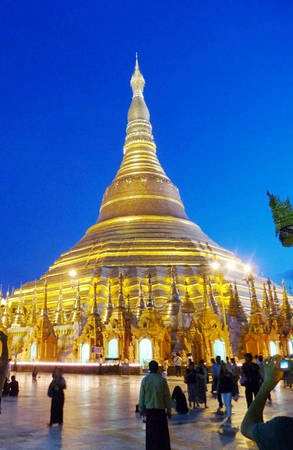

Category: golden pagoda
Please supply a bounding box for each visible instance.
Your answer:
[4,57,293,366]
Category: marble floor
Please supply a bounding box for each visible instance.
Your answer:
[0,371,292,449]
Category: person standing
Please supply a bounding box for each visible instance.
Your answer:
[32,366,38,381]
[257,355,272,403]
[217,363,237,423]
[195,360,208,408]
[241,353,262,408]
[212,356,224,413]
[173,353,183,377]
[139,360,172,450]
[229,357,240,394]
[184,361,197,408]
[47,368,66,426]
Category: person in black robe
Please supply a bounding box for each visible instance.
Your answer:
[171,385,189,414]
[47,368,66,426]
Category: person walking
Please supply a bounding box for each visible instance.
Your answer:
[241,353,262,408]
[217,362,237,423]
[139,360,172,450]
[47,368,66,426]
[32,366,38,381]
[212,356,224,413]
[229,357,240,394]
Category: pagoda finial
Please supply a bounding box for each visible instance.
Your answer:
[130,53,145,98]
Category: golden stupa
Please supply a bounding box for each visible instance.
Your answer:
[3,58,292,366]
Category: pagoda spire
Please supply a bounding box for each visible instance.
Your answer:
[262,281,270,322]
[1,292,11,329]
[165,267,181,316]
[136,280,146,318]
[181,282,195,315]
[54,285,67,325]
[248,275,264,332]
[281,280,292,334]
[267,278,277,316]
[130,54,146,100]
[228,282,247,324]
[27,283,39,326]
[91,281,99,315]
[97,56,188,223]
[70,280,82,325]
[12,287,26,327]
[117,272,126,309]
[103,279,113,323]
[248,276,261,315]
[42,279,48,315]
[207,278,219,315]
[146,272,155,308]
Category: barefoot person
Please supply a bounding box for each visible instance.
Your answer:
[139,360,172,450]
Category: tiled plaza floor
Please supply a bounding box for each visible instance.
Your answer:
[0,371,292,449]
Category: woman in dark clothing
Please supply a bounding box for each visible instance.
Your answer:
[218,363,237,423]
[184,362,197,408]
[171,385,189,414]
[241,353,262,408]
[195,360,208,408]
[48,368,66,426]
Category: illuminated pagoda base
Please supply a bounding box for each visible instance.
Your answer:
[2,59,293,368]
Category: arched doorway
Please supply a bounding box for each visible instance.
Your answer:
[139,338,152,368]
[81,343,90,363]
[288,339,293,355]
[30,342,37,361]
[108,338,119,358]
[213,339,226,361]
[269,341,278,356]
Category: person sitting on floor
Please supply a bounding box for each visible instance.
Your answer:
[171,385,189,414]
[8,375,19,397]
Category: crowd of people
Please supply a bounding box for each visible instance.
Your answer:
[2,375,19,397]
[1,347,292,449]
[138,352,293,450]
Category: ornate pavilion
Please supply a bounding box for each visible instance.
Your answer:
[1,59,292,368]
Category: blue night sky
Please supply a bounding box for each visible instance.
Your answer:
[1,1,292,294]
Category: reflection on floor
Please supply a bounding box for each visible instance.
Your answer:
[0,372,292,449]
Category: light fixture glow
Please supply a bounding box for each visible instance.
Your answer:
[243,264,252,274]
[226,261,236,271]
[210,261,220,270]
